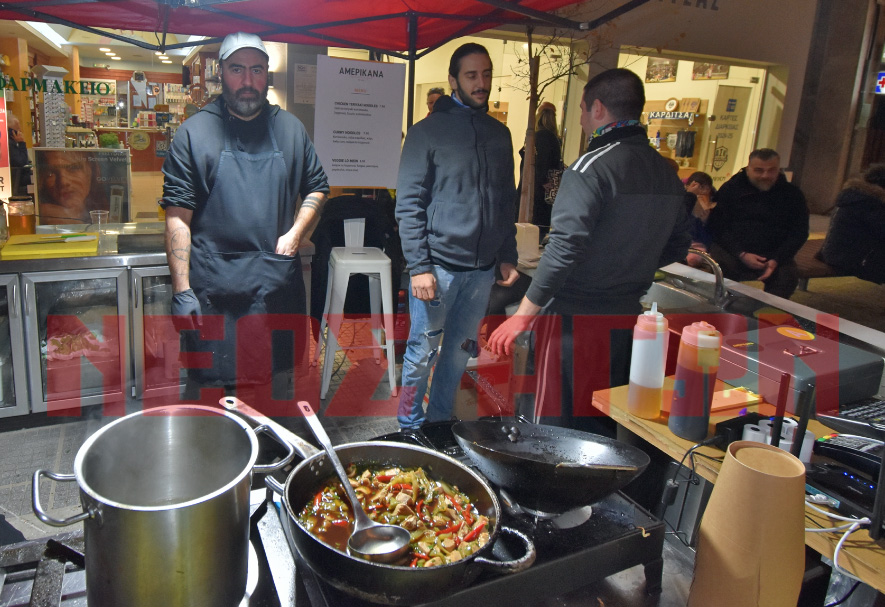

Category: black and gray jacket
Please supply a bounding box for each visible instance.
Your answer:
[820,178,885,283]
[525,125,692,313]
[395,95,518,275]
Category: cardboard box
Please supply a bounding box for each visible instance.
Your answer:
[718,325,883,414]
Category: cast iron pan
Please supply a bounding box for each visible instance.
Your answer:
[452,420,650,513]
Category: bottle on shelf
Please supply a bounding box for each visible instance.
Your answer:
[668,321,722,442]
[627,302,669,419]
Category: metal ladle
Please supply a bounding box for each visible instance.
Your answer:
[295,401,412,563]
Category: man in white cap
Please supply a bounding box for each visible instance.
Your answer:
[162,32,329,400]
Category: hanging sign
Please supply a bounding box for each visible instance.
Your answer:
[876,72,885,95]
[313,56,405,187]
[708,85,752,188]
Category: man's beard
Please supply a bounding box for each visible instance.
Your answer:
[454,82,489,110]
[222,81,268,118]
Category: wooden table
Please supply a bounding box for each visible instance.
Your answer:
[592,380,885,594]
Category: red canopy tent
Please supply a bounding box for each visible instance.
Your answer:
[0,0,651,123]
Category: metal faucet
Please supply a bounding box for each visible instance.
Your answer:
[687,248,729,307]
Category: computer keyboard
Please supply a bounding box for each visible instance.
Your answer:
[817,397,885,440]
[842,398,885,423]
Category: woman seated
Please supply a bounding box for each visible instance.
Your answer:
[820,164,885,284]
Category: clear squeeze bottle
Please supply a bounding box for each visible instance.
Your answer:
[668,321,721,442]
[627,302,669,419]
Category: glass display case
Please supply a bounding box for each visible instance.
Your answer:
[0,274,29,417]
[22,268,129,414]
[131,267,185,399]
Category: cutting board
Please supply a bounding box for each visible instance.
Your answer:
[1,234,99,259]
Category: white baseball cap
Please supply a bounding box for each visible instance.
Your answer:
[219,32,268,61]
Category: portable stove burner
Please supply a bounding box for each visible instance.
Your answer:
[499,488,594,529]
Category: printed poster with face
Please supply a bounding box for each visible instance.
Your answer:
[313,56,405,187]
[34,148,131,224]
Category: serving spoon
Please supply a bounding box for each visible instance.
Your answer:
[294,401,412,563]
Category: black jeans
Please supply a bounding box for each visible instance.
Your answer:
[709,243,800,299]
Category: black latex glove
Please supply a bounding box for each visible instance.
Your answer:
[171,289,202,332]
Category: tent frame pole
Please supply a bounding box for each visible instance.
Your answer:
[407,12,418,129]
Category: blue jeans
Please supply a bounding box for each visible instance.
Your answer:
[397,265,495,428]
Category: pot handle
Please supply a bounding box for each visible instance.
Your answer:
[32,470,94,527]
[252,424,298,474]
[264,474,285,496]
[472,526,536,574]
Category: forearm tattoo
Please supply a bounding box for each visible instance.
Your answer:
[301,193,324,213]
[169,227,191,275]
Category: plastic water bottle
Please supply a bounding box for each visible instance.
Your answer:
[627,302,669,419]
[668,321,721,441]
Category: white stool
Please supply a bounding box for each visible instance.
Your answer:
[316,219,397,399]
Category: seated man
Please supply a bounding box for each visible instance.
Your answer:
[707,148,809,299]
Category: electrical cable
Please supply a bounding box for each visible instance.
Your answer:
[668,435,724,486]
[661,436,724,547]
[804,495,871,583]
[825,580,860,607]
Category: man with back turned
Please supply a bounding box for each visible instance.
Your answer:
[489,68,692,431]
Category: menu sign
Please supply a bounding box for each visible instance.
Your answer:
[314,56,405,187]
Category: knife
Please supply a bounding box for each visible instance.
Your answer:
[39,233,89,239]
[18,235,97,244]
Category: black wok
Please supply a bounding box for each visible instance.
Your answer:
[452,421,650,513]
[267,441,536,606]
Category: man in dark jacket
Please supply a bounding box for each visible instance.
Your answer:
[488,68,691,430]
[7,115,31,196]
[163,32,329,398]
[395,42,519,429]
[708,149,809,299]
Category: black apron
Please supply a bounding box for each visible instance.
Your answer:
[185,111,305,386]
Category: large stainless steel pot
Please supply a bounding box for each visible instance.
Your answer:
[269,441,536,606]
[32,404,295,607]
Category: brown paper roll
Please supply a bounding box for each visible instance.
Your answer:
[688,440,806,607]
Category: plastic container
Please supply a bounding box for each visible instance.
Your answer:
[7,197,35,236]
[668,321,721,441]
[627,302,669,419]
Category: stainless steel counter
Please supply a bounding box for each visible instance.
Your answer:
[1,228,315,274]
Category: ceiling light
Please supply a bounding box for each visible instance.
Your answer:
[155,51,163,55]
[111,56,122,61]
[158,56,168,60]
[99,47,111,52]
[105,52,116,56]
[162,60,172,64]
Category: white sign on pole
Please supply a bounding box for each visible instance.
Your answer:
[314,56,405,188]
[293,64,317,105]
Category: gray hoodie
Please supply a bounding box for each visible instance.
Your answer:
[396,95,518,275]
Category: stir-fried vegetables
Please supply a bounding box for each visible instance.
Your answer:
[297,465,490,567]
